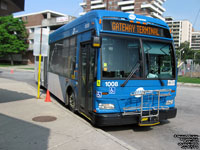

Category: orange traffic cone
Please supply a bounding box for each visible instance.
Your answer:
[10,69,14,74]
[45,90,51,102]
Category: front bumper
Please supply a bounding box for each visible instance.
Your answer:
[92,107,177,126]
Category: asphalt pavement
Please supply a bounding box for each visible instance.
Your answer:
[0,77,136,150]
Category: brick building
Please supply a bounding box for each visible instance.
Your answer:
[80,0,166,20]
[15,10,76,63]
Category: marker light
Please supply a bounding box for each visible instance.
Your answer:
[99,103,115,110]
[166,99,174,105]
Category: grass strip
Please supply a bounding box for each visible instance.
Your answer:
[178,76,200,84]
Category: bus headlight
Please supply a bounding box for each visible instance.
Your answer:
[166,99,174,105]
[99,103,115,110]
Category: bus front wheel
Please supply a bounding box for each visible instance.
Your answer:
[68,92,76,112]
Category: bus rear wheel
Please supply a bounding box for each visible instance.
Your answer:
[68,92,76,112]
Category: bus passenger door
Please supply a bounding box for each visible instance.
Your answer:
[79,43,95,115]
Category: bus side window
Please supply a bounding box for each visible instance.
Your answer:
[49,36,77,79]
[63,39,70,77]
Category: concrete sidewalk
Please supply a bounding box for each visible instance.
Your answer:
[0,78,136,150]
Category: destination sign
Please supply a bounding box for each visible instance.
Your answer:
[103,20,171,38]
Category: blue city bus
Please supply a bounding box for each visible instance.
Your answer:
[46,10,177,126]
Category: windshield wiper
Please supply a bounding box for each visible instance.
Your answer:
[121,63,140,87]
[159,78,164,86]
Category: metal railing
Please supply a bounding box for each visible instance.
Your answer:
[122,89,171,118]
[178,59,200,77]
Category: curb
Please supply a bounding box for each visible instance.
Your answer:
[177,82,200,87]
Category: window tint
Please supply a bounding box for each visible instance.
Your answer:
[102,35,142,78]
[143,40,175,79]
[49,36,77,79]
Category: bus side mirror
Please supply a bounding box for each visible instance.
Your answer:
[91,36,102,48]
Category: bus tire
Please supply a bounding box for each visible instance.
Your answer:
[68,91,76,113]
[65,92,69,107]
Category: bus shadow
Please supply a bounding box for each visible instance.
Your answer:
[0,113,50,150]
[101,124,153,132]
[44,89,72,112]
[101,120,170,132]
[158,120,170,126]
[48,91,67,107]
[0,88,35,103]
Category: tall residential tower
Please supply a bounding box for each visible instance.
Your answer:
[80,0,166,20]
[191,31,200,51]
[165,17,193,49]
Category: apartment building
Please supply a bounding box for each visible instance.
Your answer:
[165,17,193,49]
[15,10,76,63]
[80,0,166,20]
[191,31,200,50]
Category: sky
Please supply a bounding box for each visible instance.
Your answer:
[14,0,200,31]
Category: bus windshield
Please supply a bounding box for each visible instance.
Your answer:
[102,35,142,78]
[144,40,175,79]
[101,35,175,79]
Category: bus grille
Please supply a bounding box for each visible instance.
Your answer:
[121,89,171,115]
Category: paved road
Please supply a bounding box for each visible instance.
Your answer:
[102,86,200,150]
[0,68,36,88]
[1,68,200,150]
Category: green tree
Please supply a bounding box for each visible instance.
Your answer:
[0,15,28,65]
[176,42,194,61]
[194,50,200,64]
